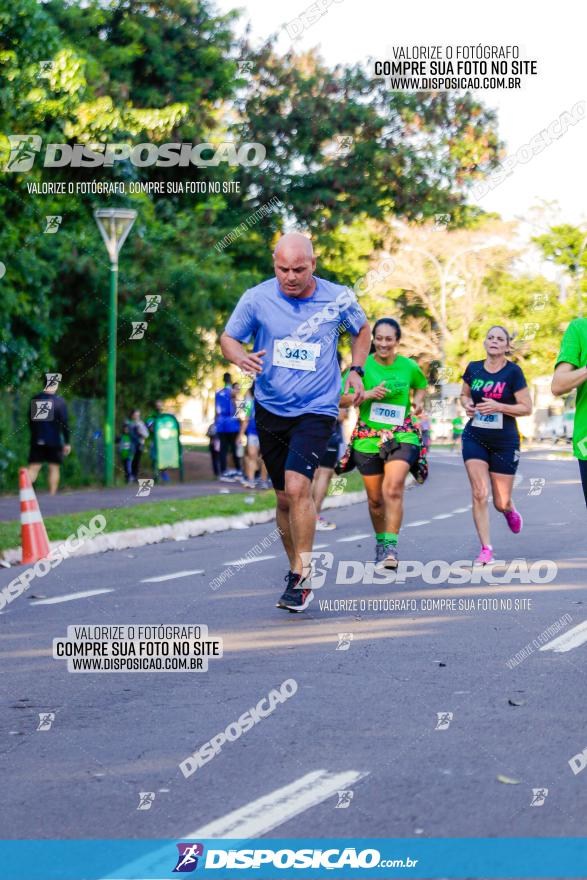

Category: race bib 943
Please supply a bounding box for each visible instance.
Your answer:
[273,339,321,371]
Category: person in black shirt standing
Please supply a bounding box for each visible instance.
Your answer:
[459,326,532,565]
[28,381,71,495]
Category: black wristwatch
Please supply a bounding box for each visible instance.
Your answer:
[349,365,365,378]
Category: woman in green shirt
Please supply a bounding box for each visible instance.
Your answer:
[552,317,587,507]
[340,318,428,570]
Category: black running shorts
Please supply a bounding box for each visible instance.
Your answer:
[255,402,336,491]
[461,433,520,475]
[354,443,419,476]
[28,443,64,465]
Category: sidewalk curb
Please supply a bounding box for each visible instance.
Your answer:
[2,490,367,564]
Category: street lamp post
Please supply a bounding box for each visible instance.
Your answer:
[93,208,137,486]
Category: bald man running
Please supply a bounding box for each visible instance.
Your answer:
[221,233,370,611]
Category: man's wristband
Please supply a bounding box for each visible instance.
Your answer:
[350,365,365,378]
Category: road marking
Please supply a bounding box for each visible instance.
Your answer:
[540,620,587,653]
[224,555,276,567]
[452,507,470,513]
[30,589,114,605]
[432,513,453,520]
[187,769,369,838]
[105,770,369,879]
[141,569,204,583]
[314,543,330,549]
[405,520,430,527]
[337,533,370,543]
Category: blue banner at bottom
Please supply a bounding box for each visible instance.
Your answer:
[1,838,585,879]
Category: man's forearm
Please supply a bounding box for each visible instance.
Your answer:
[350,324,371,366]
[220,333,245,367]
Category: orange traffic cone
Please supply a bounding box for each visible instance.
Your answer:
[19,468,50,565]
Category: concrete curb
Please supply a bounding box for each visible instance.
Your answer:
[2,490,367,565]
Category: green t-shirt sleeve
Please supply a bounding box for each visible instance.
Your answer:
[412,361,428,389]
[556,321,582,368]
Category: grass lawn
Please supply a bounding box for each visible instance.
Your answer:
[0,471,365,553]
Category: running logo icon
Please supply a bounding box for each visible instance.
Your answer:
[137,479,154,497]
[37,712,55,731]
[130,322,148,340]
[5,135,42,171]
[334,135,354,156]
[435,712,453,730]
[530,787,548,806]
[45,373,62,391]
[528,478,545,496]
[45,216,62,234]
[137,792,155,810]
[31,400,54,421]
[328,476,347,496]
[335,790,354,808]
[144,295,161,313]
[173,843,204,872]
[336,632,353,651]
[299,551,334,589]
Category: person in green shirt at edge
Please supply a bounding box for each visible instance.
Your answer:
[452,412,465,453]
[117,420,134,484]
[552,317,587,508]
[340,317,427,570]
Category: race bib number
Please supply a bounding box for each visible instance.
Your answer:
[473,411,503,429]
[370,402,406,426]
[273,339,321,371]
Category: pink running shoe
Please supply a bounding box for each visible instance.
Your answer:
[475,545,494,565]
[504,508,523,534]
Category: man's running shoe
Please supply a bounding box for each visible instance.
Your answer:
[504,508,523,534]
[475,545,494,565]
[316,516,336,531]
[284,586,314,612]
[276,571,314,612]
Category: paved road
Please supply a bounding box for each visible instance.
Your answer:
[2,450,586,844]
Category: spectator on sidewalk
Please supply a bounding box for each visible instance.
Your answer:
[215,372,241,479]
[28,380,71,495]
[117,420,134,483]
[129,409,149,482]
[207,421,222,478]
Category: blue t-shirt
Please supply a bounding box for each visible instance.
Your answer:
[224,276,367,418]
[215,386,240,433]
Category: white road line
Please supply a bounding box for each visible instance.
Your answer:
[103,770,369,879]
[405,520,430,527]
[141,569,204,583]
[337,533,370,543]
[432,513,453,520]
[314,543,330,549]
[452,507,470,513]
[224,555,276,567]
[187,769,369,838]
[540,620,587,653]
[30,589,114,605]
